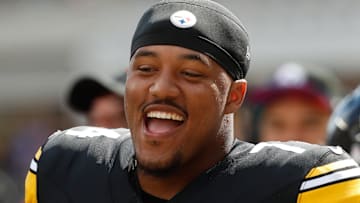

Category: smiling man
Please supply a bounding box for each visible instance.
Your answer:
[125,45,244,199]
[25,0,360,203]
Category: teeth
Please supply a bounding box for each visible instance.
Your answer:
[147,111,184,121]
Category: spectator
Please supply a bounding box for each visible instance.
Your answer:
[248,62,341,144]
[66,69,128,128]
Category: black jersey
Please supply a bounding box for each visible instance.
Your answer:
[25,126,360,203]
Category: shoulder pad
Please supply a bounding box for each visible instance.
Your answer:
[41,126,133,170]
[49,126,129,140]
[248,141,354,173]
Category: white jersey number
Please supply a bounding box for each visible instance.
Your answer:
[250,142,306,154]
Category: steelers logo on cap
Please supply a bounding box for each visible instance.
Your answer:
[170,10,197,29]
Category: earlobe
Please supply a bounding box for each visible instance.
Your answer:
[225,79,247,114]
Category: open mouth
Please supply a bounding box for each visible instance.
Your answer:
[145,111,185,134]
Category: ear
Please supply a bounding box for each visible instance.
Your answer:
[224,79,247,114]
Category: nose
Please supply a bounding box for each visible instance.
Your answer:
[149,71,179,99]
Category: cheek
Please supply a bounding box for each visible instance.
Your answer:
[124,78,146,120]
[185,83,227,130]
[211,83,227,108]
[125,74,147,99]
[214,73,232,103]
[209,77,231,113]
[189,83,222,109]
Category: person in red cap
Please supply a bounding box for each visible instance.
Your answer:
[248,62,341,144]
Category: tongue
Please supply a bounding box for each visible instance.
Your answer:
[147,118,181,134]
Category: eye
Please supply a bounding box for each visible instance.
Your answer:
[136,65,157,75]
[182,70,203,78]
[138,65,153,72]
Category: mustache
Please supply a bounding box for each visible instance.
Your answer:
[142,99,186,114]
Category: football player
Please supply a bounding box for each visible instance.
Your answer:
[25,0,360,202]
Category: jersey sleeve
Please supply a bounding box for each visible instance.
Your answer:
[25,147,42,203]
[297,146,360,202]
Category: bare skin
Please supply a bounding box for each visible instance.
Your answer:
[125,45,247,199]
[88,94,127,128]
[259,94,330,144]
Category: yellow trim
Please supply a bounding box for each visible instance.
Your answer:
[25,147,42,203]
[35,147,42,161]
[297,178,360,203]
[306,159,358,178]
[25,171,38,203]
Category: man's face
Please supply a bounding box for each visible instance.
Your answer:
[258,95,331,144]
[88,94,127,129]
[125,45,234,175]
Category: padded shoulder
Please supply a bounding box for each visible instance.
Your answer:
[215,140,358,202]
[36,126,135,202]
[42,126,133,170]
[246,141,351,166]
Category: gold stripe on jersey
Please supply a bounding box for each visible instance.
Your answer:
[301,167,360,191]
[35,147,42,160]
[297,178,360,203]
[25,147,42,203]
[25,171,38,203]
[305,159,358,178]
[29,147,42,174]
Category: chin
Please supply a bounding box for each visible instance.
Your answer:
[137,151,182,177]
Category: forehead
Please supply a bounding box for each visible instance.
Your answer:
[263,96,331,117]
[131,45,210,62]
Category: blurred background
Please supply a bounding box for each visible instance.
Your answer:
[0,0,359,201]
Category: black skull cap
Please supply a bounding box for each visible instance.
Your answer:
[131,0,251,80]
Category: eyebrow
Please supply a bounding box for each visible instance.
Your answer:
[132,49,211,67]
[132,50,158,59]
[179,53,211,67]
